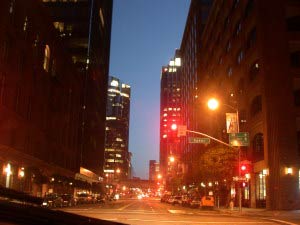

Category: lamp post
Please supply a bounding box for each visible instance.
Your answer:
[207,98,242,212]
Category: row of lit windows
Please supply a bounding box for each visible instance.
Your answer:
[105,159,124,163]
[163,108,181,111]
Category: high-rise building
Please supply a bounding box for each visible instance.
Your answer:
[181,0,300,210]
[0,0,112,195]
[42,0,113,175]
[149,160,159,181]
[160,50,183,189]
[179,0,212,182]
[104,76,131,181]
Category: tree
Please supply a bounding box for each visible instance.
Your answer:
[196,145,237,183]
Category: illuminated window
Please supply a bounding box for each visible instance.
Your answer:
[9,0,14,14]
[43,45,50,72]
[256,172,266,208]
[23,16,28,32]
[106,159,114,162]
[99,8,105,27]
[53,22,64,32]
[249,60,260,81]
[110,79,119,87]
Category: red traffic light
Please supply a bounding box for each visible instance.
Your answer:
[171,123,177,130]
[241,165,247,171]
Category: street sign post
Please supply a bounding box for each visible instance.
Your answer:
[188,137,210,144]
[229,132,249,146]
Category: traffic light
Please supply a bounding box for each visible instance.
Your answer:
[168,123,179,143]
[240,162,251,177]
[171,123,177,131]
[241,164,247,172]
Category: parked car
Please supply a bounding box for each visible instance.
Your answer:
[61,194,77,207]
[181,195,192,207]
[167,195,175,204]
[76,193,93,204]
[190,196,202,208]
[201,196,214,208]
[160,194,171,203]
[42,193,63,208]
[172,196,182,205]
[96,195,106,203]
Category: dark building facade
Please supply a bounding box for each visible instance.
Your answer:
[178,0,212,184]
[42,0,113,176]
[104,76,131,181]
[192,0,300,210]
[0,0,112,196]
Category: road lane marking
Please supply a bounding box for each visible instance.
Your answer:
[168,210,187,214]
[127,219,273,224]
[117,202,136,210]
[269,219,298,225]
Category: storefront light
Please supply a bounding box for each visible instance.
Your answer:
[18,167,25,178]
[285,167,293,175]
[262,169,269,176]
[4,163,12,176]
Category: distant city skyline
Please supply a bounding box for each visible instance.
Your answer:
[109,0,191,179]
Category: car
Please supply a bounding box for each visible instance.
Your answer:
[190,196,201,208]
[181,195,192,207]
[201,196,214,208]
[172,196,182,205]
[42,193,63,208]
[160,194,171,203]
[76,193,93,204]
[96,195,106,203]
[61,194,77,207]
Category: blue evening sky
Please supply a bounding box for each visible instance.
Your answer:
[109,0,190,179]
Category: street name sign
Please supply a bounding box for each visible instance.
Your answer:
[229,132,249,146]
[188,137,210,144]
[233,176,248,182]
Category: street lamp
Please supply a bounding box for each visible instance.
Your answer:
[169,156,175,163]
[157,174,162,180]
[207,98,242,212]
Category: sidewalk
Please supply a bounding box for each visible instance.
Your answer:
[217,207,300,224]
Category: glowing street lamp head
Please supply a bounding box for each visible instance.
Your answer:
[116,168,121,174]
[169,156,175,163]
[157,174,162,179]
[207,98,219,110]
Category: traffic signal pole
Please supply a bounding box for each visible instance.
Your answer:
[183,129,242,212]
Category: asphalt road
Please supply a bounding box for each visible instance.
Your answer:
[59,198,289,225]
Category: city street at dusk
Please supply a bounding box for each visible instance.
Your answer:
[0,0,300,224]
[60,198,300,225]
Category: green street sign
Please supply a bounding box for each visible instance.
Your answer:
[229,132,249,146]
[188,137,210,144]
